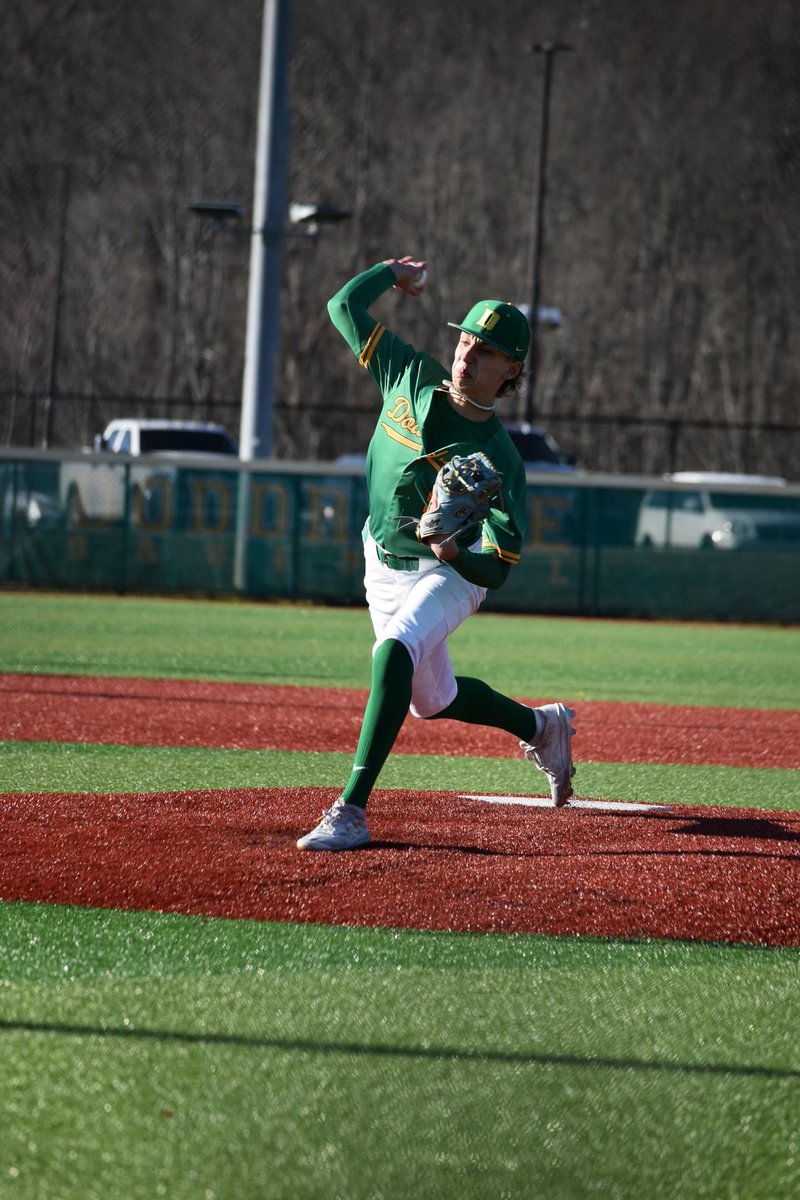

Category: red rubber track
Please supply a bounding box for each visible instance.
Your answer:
[1,674,797,768]
[2,786,798,946]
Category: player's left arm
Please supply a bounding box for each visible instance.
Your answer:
[434,543,511,589]
[430,453,526,588]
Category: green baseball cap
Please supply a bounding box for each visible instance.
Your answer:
[448,300,531,362]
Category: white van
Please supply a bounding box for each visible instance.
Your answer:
[635,473,800,550]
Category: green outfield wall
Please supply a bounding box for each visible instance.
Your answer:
[2,450,799,622]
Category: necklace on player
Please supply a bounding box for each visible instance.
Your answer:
[441,380,496,413]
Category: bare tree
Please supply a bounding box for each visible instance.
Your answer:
[1,0,797,476]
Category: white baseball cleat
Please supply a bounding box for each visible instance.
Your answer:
[520,702,576,806]
[297,800,371,851]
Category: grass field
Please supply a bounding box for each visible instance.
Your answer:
[2,591,798,706]
[1,592,798,1199]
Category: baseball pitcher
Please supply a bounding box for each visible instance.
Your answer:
[298,257,576,850]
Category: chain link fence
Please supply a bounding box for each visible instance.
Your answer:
[4,392,799,483]
[2,448,799,622]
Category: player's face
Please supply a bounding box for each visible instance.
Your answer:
[451,333,521,403]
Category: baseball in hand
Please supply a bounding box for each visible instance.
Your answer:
[413,269,428,289]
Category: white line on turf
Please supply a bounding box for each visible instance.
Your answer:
[460,795,670,813]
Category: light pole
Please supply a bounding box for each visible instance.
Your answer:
[525,41,573,424]
[192,0,351,592]
[240,0,292,465]
[206,2,350,464]
[41,163,70,448]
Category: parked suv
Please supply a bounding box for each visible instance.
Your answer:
[503,423,577,472]
[635,473,800,550]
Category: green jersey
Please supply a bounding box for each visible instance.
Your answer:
[328,264,528,569]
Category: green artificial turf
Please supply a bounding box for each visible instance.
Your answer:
[1,591,799,1199]
[3,741,799,812]
[1,591,798,707]
[1,904,799,1200]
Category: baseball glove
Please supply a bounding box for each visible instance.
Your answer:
[415,452,502,547]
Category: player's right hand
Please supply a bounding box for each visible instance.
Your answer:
[385,256,428,295]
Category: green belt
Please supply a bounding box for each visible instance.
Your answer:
[374,543,419,572]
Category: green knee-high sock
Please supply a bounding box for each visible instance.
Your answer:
[339,639,414,809]
[431,676,538,742]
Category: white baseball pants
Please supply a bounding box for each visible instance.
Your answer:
[363,529,487,718]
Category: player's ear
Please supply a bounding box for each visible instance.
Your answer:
[505,360,523,383]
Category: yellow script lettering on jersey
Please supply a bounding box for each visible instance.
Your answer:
[385,397,421,439]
